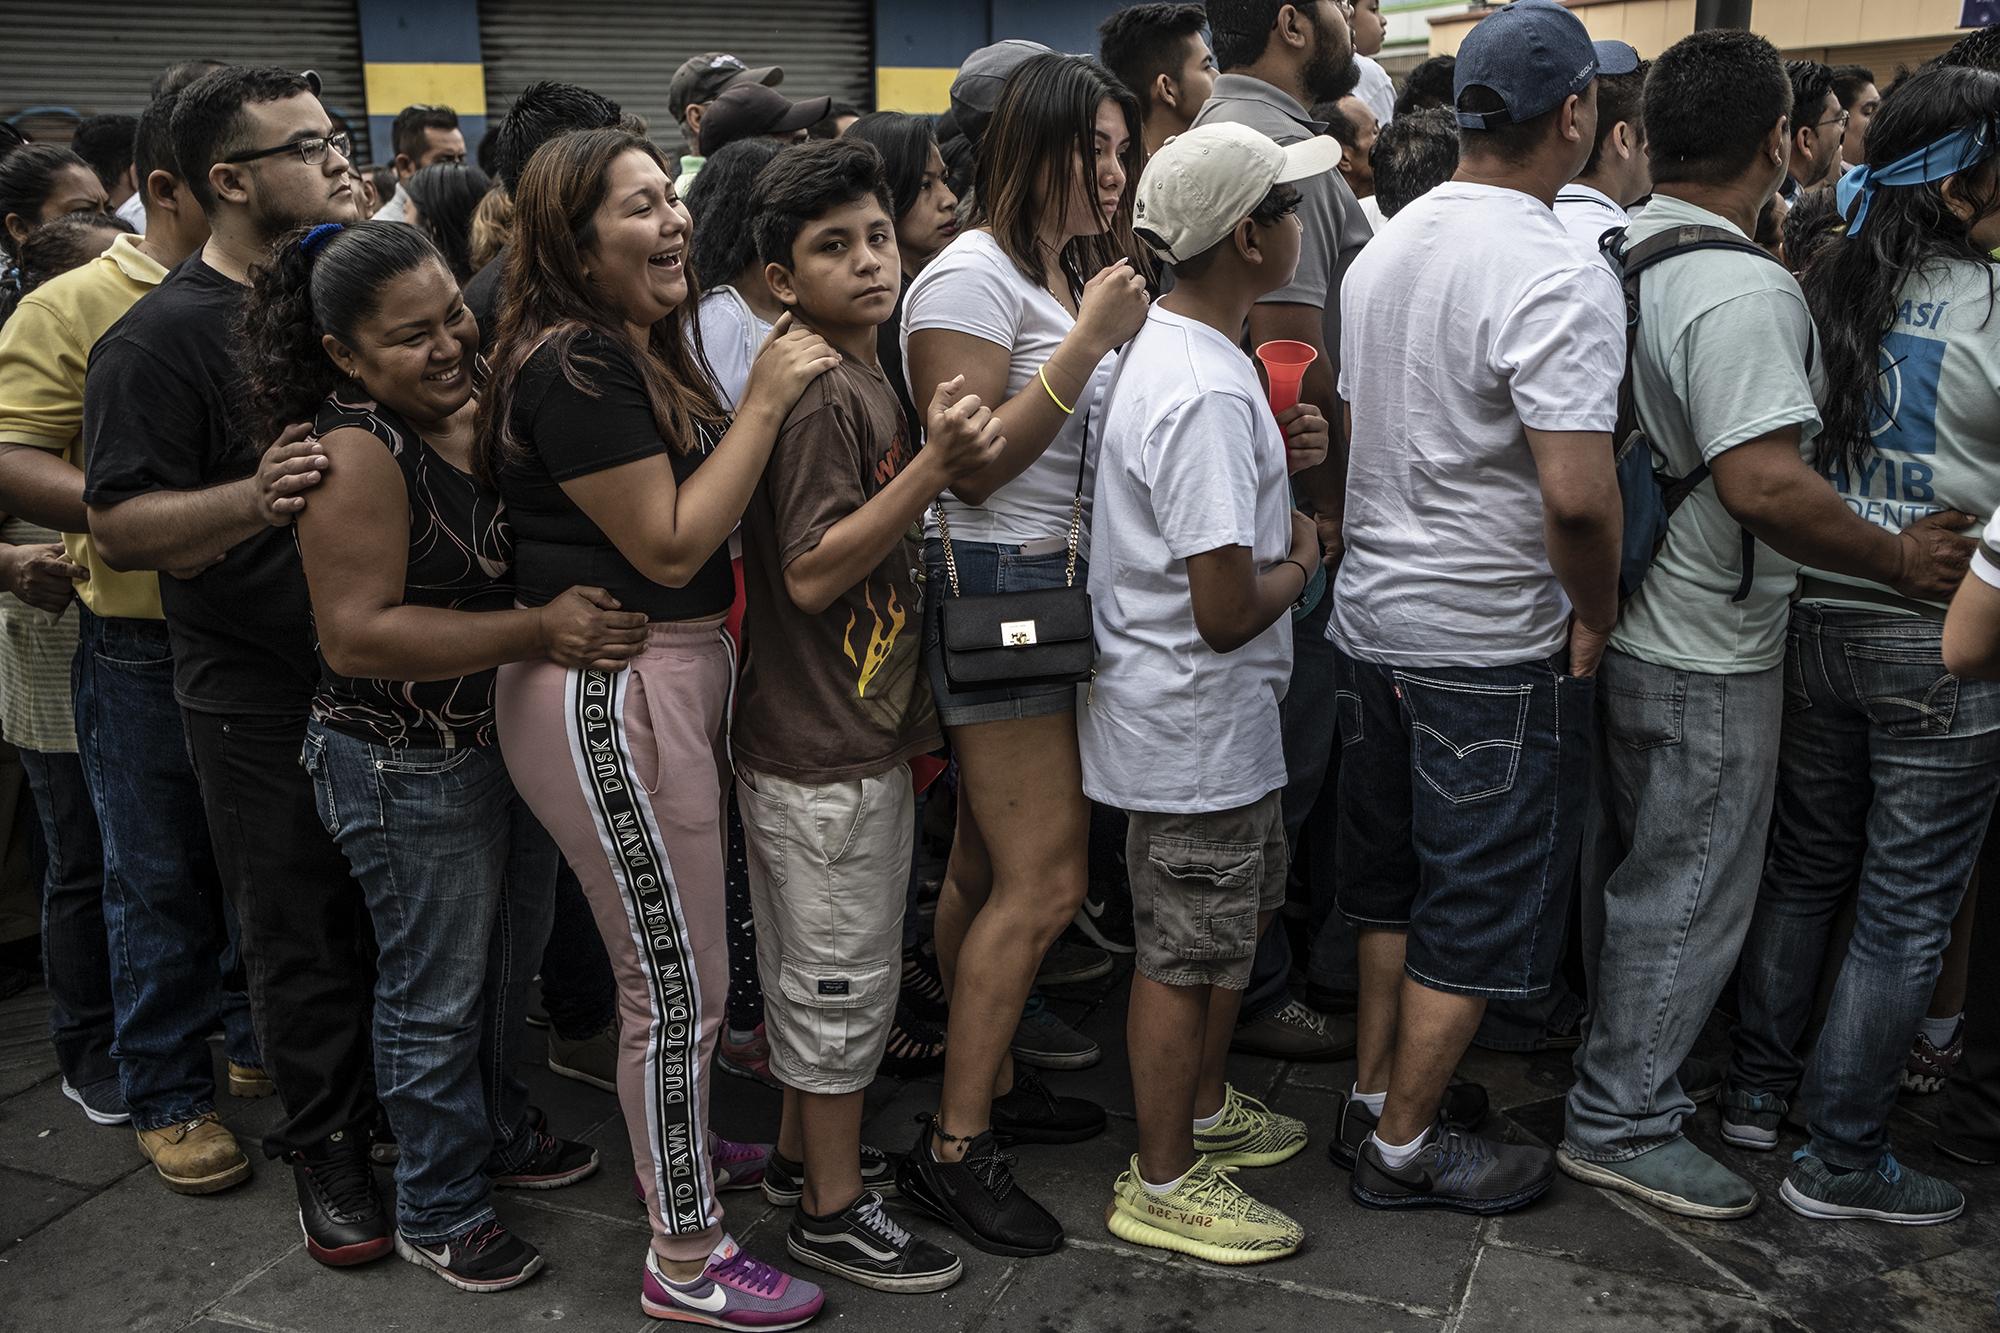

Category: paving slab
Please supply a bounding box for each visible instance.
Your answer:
[0,1073,147,1189]
[0,1161,89,1249]
[0,986,57,1101]
[1453,1245,1785,1333]
[1787,1239,2000,1333]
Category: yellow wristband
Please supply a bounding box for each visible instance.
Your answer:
[1038,364,1075,415]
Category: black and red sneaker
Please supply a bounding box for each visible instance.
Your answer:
[396,1218,545,1293]
[292,1129,392,1266]
[491,1125,599,1190]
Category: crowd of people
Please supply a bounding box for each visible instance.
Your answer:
[2,0,1999,1324]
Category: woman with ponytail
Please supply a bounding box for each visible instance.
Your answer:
[477,127,836,1329]
[238,218,648,1291]
[1729,63,2000,1227]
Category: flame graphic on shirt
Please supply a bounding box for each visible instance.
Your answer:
[842,583,906,698]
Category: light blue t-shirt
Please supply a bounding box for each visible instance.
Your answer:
[1809,257,2000,610]
[1610,195,1826,674]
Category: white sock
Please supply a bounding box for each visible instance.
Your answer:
[1350,1084,1387,1116]
[1919,1012,1963,1048]
[1192,1106,1224,1132]
[1141,1169,1187,1196]
[1370,1125,1432,1170]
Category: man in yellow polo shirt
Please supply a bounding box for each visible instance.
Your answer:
[0,82,270,1193]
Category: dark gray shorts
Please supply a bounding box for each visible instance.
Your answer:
[1124,791,1288,989]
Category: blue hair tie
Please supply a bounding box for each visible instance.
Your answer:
[299,222,345,256]
[1837,122,1996,237]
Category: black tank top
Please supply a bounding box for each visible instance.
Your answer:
[306,393,514,749]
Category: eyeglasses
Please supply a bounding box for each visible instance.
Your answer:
[223,130,352,167]
[1817,110,1851,131]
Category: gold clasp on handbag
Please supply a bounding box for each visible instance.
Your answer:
[1001,620,1038,646]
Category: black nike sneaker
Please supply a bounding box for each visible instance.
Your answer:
[894,1118,1063,1256]
[1329,1079,1491,1170]
[396,1218,545,1292]
[787,1189,962,1293]
[292,1128,392,1266]
[991,1070,1105,1145]
[1351,1121,1554,1215]
[491,1125,599,1189]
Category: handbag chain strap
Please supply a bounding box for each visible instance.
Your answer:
[931,385,1093,600]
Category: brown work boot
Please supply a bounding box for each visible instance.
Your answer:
[137,1111,251,1194]
[227,1061,275,1099]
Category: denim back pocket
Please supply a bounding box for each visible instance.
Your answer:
[1602,672,1686,752]
[1842,639,1957,737]
[1395,672,1532,804]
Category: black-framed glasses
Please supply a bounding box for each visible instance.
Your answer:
[1817,110,1851,131]
[223,130,352,167]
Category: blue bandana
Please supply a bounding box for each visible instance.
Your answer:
[1837,122,1997,237]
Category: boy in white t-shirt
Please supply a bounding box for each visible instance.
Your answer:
[1081,121,1335,1265]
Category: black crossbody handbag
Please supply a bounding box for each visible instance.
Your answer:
[934,433,1094,691]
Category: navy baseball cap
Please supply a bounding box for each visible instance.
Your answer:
[1453,0,1602,129]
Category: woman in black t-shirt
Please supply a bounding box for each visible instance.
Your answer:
[238,220,649,1293]
[474,128,836,1324]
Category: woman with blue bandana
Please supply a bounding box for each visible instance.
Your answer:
[1729,63,2000,1228]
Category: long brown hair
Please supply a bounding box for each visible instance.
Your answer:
[476,128,724,487]
[974,53,1148,297]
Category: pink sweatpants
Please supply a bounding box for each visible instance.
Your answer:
[497,617,732,1264]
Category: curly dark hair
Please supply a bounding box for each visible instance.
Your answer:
[684,137,785,288]
[1803,64,2000,476]
[236,220,447,444]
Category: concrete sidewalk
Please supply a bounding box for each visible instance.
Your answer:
[1,968,1995,1332]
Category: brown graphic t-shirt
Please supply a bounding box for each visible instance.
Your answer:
[733,355,940,783]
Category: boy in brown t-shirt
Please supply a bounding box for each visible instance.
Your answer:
[732,139,1000,1295]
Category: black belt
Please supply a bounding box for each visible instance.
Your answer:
[1797,575,1945,623]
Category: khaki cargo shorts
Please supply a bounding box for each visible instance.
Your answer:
[1124,791,1288,990]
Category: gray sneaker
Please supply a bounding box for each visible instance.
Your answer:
[1010,996,1100,1070]
[1556,1136,1758,1219]
[1718,1084,1788,1151]
[1330,1081,1490,1170]
[1780,1150,1964,1225]
[1351,1121,1553,1215]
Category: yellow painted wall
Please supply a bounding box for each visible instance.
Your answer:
[1429,0,1966,57]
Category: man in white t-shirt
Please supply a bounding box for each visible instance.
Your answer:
[1552,44,1647,270]
[1556,30,1972,1225]
[1083,121,1334,1265]
[1330,0,1624,1217]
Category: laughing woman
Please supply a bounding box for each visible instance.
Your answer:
[240,220,648,1292]
[477,128,837,1329]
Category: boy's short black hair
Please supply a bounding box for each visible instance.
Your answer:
[1167,180,1299,280]
[392,103,460,161]
[1647,30,1791,187]
[491,80,622,194]
[1372,107,1459,218]
[1582,64,1648,175]
[751,138,896,270]
[170,65,315,212]
[132,91,183,190]
[71,114,138,191]
[1787,59,1836,127]
[1099,4,1209,112]
[1395,55,1456,116]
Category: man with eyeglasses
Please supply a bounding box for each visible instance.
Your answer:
[1783,59,1846,200]
[80,65,394,1267]
[372,103,466,223]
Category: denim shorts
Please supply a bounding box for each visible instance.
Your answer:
[1334,650,1593,999]
[921,536,1087,727]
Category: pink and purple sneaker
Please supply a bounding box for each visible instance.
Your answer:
[641,1236,824,1328]
[632,1138,772,1205]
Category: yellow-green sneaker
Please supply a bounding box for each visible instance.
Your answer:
[1105,1155,1303,1265]
[1194,1084,1307,1168]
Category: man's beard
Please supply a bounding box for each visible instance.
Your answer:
[1303,11,1361,103]
[252,189,356,242]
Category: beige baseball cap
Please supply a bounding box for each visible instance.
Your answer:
[1133,122,1342,264]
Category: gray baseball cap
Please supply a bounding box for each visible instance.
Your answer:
[949,39,1053,145]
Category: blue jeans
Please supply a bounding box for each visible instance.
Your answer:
[921,537,1085,727]
[23,747,114,1089]
[74,609,257,1129]
[1564,649,1782,1160]
[304,723,557,1242]
[1730,606,2000,1170]
[1336,650,1593,998]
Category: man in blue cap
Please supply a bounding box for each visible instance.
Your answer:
[1328,0,1625,1216]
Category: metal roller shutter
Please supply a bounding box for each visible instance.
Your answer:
[0,0,369,158]
[481,0,872,147]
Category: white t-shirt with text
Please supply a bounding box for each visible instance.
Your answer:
[1332,182,1624,667]
[1079,306,1293,814]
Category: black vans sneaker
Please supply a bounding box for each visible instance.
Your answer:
[491,1126,600,1190]
[396,1218,545,1292]
[894,1118,1063,1256]
[1351,1121,1554,1215]
[1330,1080,1491,1170]
[292,1129,392,1266]
[991,1070,1105,1145]
[763,1143,900,1206]
[787,1189,962,1293]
